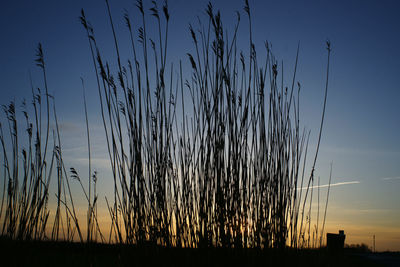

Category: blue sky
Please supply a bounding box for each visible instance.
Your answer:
[1,0,400,250]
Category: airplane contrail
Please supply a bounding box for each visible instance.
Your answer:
[298,180,360,190]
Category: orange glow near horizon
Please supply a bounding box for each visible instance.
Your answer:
[34,203,399,251]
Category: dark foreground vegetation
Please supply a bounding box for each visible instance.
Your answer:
[0,237,392,267]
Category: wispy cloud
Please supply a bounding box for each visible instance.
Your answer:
[298,180,360,190]
[381,177,400,181]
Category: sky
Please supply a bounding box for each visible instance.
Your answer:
[1,0,400,251]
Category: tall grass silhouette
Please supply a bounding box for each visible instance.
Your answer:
[0,0,332,250]
[0,44,83,241]
[78,0,332,248]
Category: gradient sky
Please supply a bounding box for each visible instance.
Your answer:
[1,0,400,251]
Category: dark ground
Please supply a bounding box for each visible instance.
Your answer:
[0,238,398,266]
